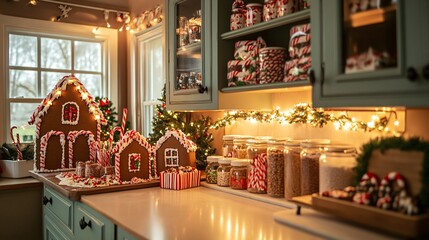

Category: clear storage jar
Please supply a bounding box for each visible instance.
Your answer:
[223,135,239,157]
[319,145,357,193]
[233,136,253,159]
[267,139,286,197]
[230,159,249,190]
[205,156,221,184]
[300,139,329,195]
[284,140,302,200]
[247,139,268,193]
[217,158,233,187]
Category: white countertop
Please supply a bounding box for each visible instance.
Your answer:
[81,187,321,240]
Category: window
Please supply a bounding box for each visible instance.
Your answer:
[131,24,164,136]
[0,14,118,143]
[128,153,141,172]
[164,148,179,167]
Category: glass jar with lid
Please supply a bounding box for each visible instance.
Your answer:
[319,145,357,193]
[230,159,249,190]
[205,155,221,184]
[284,140,302,200]
[267,139,286,197]
[222,135,241,157]
[247,139,268,194]
[300,139,330,195]
[233,136,253,159]
[217,158,233,187]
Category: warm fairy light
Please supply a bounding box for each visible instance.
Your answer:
[90,106,95,112]
[29,0,37,5]
[47,101,52,106]
[367,121,375,128]
[371,115,379,121]
[394,120,400,126]
[81,92,88,100]
[95,115,100,120]
[55,89,61,95]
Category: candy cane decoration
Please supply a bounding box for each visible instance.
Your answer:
[40,131,65,171]
[109,126,122,153]
[248,154,267,192]
[10,126,23,161]
[121,108,127,138]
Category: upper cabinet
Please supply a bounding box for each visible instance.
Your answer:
[312,0,429,107]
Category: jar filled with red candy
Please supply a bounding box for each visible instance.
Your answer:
[230,159,249,190]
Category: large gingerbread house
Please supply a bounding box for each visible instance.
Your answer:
[28,75,107,172]
[112,130,152,181]
[153,130,197,177]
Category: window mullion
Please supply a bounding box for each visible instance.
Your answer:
[37,36,41,97]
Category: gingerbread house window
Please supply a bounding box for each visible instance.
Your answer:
[165,148,179,167]
[62,102,79,125]
[128,153,141,172]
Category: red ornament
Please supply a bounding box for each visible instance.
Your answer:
[105,110,111,115]
[162,103,165,108]
[100,98,109,107]
[158,112,161,117]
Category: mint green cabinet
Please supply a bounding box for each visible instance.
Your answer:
[312,0,429,107]
[74,202,114,240]
[116,226,139,240]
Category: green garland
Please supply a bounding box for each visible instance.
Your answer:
[354,137,429,208]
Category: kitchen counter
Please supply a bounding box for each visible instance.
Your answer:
[81,187,321,240]
[0,177,41,190]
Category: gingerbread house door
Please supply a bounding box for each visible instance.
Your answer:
[40,131,66,170]
[67,131,95,168]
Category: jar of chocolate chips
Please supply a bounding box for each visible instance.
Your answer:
[267,139,286,197]
[300,139,330,195]
[284,140,302,200]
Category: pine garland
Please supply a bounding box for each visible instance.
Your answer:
[354,137,429,208]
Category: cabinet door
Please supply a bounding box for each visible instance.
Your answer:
[167,0,216,110]
[312,0,429,107]
[74,202,114,240]
[44,213,73,240]
[116,226,139,240]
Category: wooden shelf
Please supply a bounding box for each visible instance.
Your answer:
[347,4,397,28]
[176,42,201,55]
[221,80,311,93]
[221,9,310,40]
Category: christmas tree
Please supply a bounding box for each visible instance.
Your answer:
[148,88,215,169]
[95,97,119,142]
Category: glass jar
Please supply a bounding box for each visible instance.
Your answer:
[246,3,263,27]
[284,140,302,200]
[267,139,286,197]
[300,139,330,195]
[319,145,357,193]
[217,158,233,187]
[205,156,221,184]
[247,139,268,193]
[76,161,85,177]
[233,136,253,159]
[223,135,237,157]
[230,159,249,190]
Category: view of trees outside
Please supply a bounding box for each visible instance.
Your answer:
[8,33,103,142]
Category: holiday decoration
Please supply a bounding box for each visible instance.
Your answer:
[153,130,197,177]
[28,75,107,172]
[95,97,119,142]
[160,166,201,190]
[112,130,152,181]
[10,126,23,161]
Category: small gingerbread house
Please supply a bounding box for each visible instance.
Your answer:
[112,130,152,181]
[153,130,197,177]
[28,75,107,172]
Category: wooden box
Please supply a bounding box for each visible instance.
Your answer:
[312,149,429,238]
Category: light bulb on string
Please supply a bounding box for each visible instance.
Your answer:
[104,10,111,28]
[29,0,37,6]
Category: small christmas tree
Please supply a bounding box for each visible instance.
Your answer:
[149,87,215,169]
[95,97,119,142]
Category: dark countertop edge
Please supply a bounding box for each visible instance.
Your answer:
[0,177,42,191]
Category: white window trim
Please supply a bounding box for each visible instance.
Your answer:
[0,14,118,143]
[164,148,179,167]
[129,23,164,135]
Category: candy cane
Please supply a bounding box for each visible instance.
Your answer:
[10,126,23,160]
[40,130,65,171]
[121,108,127,138]
[109,126,122,153]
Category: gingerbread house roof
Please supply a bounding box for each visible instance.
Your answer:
[112,130,152,154]
[154,129,197,153]
[28,75,107,127]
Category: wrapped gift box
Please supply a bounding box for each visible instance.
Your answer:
[160,166,201,190]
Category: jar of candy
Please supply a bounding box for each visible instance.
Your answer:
[284,140,302,200]
[205,156,221,184]
[319,145,357,193]
[263,0,278,22]
[230,159,249,190]
[247,139,268,193]
[267,139,286,197]
[217,158,233,187]
[233,136,253,159]
[300,139,329,195]
[277,0,298,17]
[178,16,189,47]
[223,135,242,157]
[246,3,263,27]
[76,161,85,177]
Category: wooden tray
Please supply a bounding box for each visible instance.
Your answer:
[30,171,160,201]
[312,196,429,238]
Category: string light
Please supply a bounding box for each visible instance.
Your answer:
[104,10,111,28]
[29,0,37,5]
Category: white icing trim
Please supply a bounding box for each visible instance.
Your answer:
[164,148,179,167]
[67,130,96,168]
[128,153,141,172]
[61,102,80,125]
[40,130,66,171]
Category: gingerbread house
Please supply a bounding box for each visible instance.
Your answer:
[28,75,107,172]
[112,130,152,181]
[153,130,197,177]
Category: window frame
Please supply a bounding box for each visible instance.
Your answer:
[0,14,118,144]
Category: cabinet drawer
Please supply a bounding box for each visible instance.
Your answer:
[44,213,73,240]
[117,226,139,240]
[43,187,73,231]
[74,203,114,240]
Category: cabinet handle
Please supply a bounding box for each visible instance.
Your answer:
[198,85,208,94]
[423,65,429,80]
[42,196,52,205]
[79,216,92,230]
[407,67,418,81]
[309,69,315,85]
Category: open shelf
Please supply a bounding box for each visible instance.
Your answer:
[222,80,311,93]
[221,9,310,40]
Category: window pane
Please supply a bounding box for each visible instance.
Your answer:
[41,37,71,70]
[9,69,38,98]
[9,34,37,67]
[41,71,70,96]
[75,41,101,71]
[144,37,163,101]
[74,73,102,97]
[10,103,39,143]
